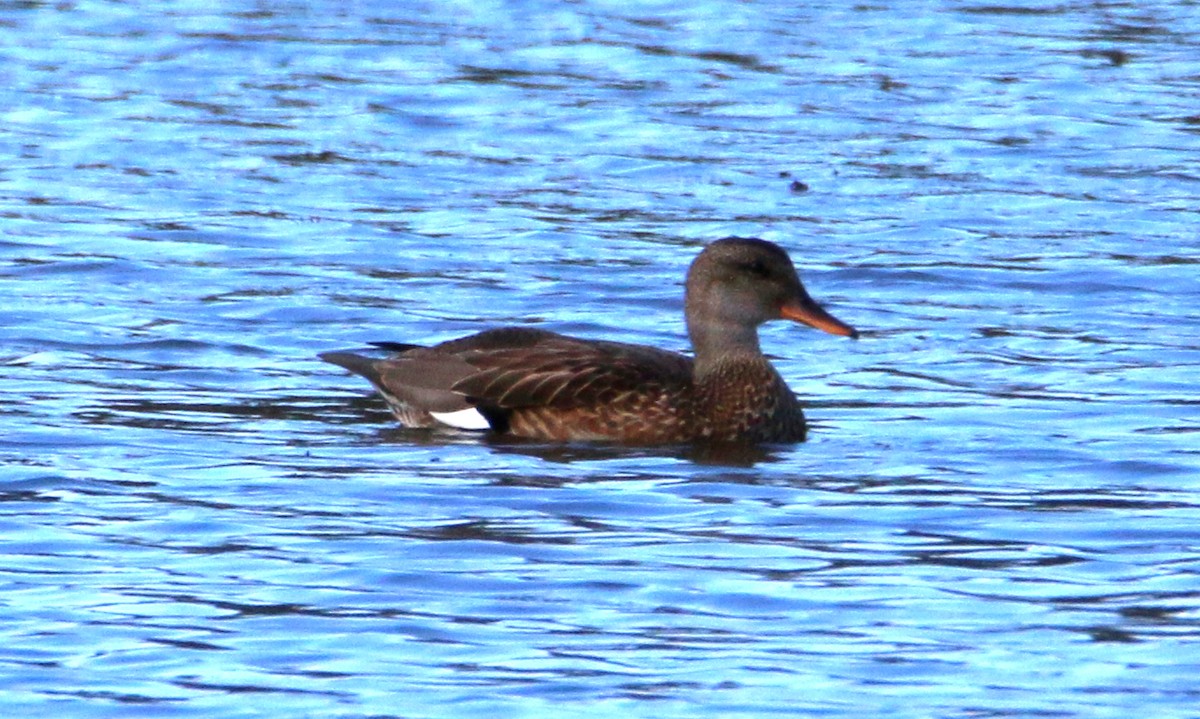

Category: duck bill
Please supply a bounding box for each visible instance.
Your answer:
[780,296,859,338]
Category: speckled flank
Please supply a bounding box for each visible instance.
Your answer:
[506,385,695,443]
[498,359,804,444]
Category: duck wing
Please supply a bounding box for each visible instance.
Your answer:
[449,330,693,410]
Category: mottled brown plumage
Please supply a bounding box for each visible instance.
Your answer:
[321,237,857,444]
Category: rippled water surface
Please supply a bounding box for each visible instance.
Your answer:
[3,1,1199,717]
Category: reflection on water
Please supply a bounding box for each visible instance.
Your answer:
[3,0,1200,718]
[480,435,787,468]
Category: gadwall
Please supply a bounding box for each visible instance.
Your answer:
[321,237,857,443]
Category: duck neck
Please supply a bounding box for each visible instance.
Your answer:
[688,318,763,379]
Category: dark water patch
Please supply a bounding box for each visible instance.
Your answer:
[270,150,357,166]
[958,5,1071,16]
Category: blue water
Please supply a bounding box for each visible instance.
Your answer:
[3,1,1199,717]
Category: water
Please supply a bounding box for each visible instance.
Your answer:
[3,1,1199,717]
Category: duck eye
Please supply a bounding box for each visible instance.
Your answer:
[742,259,770,278]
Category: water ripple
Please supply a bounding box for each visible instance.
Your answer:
[3,1,1200,718]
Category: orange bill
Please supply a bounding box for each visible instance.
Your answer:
[780,296,859,338]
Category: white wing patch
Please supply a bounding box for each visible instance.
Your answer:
[429,408,492,430]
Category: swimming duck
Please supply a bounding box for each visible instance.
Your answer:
[321,237,856,443]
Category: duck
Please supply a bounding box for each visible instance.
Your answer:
[320,237,857,444]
